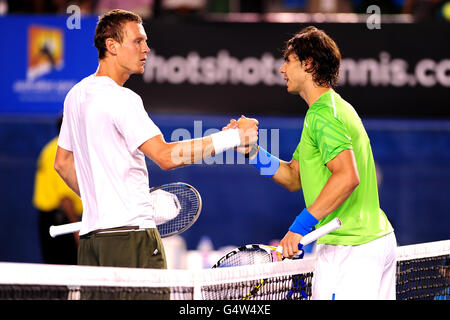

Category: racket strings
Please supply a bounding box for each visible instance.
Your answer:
[156,185,200,237]
[217,248,273,268]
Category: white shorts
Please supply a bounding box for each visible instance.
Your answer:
[311,232,397,300]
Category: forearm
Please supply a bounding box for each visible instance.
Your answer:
[56,165,80,197]
[142,129,247,171]
[54,148,80,197]
[60,197,80,223]
[249,146,301,192]
[168,136,215,169]
[307,171,359,220]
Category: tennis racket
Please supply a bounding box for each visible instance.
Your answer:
[212,218,342,268]
[49,182,202,238]
[210,218,342,300]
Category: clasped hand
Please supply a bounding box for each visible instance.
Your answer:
[223,115,259,153]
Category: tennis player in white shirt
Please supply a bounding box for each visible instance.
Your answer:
[54,9,258,274]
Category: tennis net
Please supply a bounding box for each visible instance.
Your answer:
[0,239,448,300]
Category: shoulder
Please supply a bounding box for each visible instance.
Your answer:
[64,75,97,104]
[117,86,143,105]
[64,77,85,100]
[98,81,145,113]
[107,87,145,120]
[305,102,335,129]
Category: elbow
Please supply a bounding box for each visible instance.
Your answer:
[156,155,179,171]
[287,184,301,192]
[159,161,176,171]
[54,159,63,175]
[348,173,360,192]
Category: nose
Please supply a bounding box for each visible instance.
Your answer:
[143,42,150,54]
[279,63,286,74]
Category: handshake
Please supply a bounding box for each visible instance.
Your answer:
[221,115,259,158]
[208,115,280,177]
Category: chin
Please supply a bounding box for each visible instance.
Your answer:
[287,87,299,95]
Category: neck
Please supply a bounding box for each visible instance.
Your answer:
[95,59,130,86]
[299,82,332,107]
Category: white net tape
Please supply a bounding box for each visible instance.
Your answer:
[0,240,448,300]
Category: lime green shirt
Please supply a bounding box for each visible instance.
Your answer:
[292,90,393,245]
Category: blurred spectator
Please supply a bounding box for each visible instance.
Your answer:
[403,0,448,21]
[67,0,97,14]
[156,0,207,19]
[308,0,353,13]
[0,0,7,15]
[7,0,96,14]
[161,235,188,269]
[95,0,154,18]
[207,0,352,14]
[33,116,82,265]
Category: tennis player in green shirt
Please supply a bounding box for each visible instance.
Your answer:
[228,26,396,299]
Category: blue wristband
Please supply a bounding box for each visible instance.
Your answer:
[289,208,319,236]
[249,146,281,177]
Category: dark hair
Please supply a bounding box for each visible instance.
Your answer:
[94,9,143,60]
[284,26,341,88]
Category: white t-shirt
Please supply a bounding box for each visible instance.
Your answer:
[58,74,162,235]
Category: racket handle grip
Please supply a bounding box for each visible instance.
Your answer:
[49,222,81,238]
[275,243,302,254]
[276,218,342,256]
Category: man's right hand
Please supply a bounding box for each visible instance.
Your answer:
[224,115,259,153]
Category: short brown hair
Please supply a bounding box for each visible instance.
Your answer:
[284,26,341,88]
[94,9,143,60]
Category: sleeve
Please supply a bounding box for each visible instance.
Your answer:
[292,141,301,162]
[112,91,162,153]
[57,98,73,151]
[308,106,353,165]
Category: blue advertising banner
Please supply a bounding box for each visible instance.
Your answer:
[1,16,449,117]
[0,16,98,115]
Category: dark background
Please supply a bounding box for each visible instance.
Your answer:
[0,9,449,263]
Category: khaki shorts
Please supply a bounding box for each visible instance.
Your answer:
[78,228,168,299]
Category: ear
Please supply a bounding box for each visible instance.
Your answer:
[105,38,118,56]
[302,57,314,72]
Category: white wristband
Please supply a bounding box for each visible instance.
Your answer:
[210,129,241,154]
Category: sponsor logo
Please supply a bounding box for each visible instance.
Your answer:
[12,25,76,104]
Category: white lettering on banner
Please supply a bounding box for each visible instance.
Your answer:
[339,52,450,88]
[144,50,450,88]
[143,50,285,86]
[12,79,77,102]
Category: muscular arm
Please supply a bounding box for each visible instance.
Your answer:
[138,134,215,171]
[244,144,301,192]
[270,158,301,192]
[307,149,360,220]
[54,146,80,197]
[140,117,258,171]
[279,149,360,258]
[60,197,80,223]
